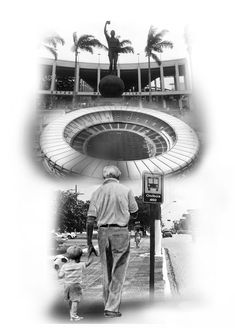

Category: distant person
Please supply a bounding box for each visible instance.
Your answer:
[58,245,94,321]
[87,165,138,318]
[134,229,141,248]
[104,21,120,74]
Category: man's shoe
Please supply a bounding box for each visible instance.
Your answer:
[70,315,84,321]
[104,311,122,318]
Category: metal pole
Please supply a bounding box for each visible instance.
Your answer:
[149,204,156,298]
[155,203,162,256]
[149,203,161,299]
[97,54,100,92]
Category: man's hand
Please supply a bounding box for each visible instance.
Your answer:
[106,20,111,24]
[88,244,98,257]
[130,211,138,220]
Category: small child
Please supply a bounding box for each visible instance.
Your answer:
[134,230,141,248]
[58,245,93,321]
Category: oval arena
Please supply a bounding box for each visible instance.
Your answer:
[40,106,199,180]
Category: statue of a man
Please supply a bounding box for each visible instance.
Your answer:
[104,21,120,74]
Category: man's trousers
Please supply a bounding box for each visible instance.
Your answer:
[98,226,130,312]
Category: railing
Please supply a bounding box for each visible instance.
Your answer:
[38,89,192,96]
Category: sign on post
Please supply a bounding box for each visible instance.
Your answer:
[142,172,164,204]
[142,171,164,299]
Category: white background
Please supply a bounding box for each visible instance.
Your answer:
[1,0,235,331]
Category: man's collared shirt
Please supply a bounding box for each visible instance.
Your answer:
[87,178,138,227]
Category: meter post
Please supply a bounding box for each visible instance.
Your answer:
[149,204,156,297]
[149,203,161,299]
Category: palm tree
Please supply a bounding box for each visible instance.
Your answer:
[71,33,104,108]
[43,33,65,92]
[184,25,192,89]
[117,38,134,55]
[145,26,173,98]
[103,37,134,58]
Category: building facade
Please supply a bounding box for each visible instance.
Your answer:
[39,57,192,109]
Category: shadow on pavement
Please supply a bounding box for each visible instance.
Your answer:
[49,297,158,323]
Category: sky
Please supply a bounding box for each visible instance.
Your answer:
[37,1,190,64]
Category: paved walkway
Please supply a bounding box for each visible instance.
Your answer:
[50,237,167,323]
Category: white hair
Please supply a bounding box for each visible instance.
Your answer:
[103,165,121,179]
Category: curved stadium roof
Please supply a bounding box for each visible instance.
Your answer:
[40,105,199,180]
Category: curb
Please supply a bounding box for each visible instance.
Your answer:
[164,247,179,294]
[162,248,172,296]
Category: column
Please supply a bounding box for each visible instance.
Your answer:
[160,65,165,91]
[50,61,56,92]
[188,94,193,110]
[117,64,120,77]
[162,97,166,109]
[184,63,190,90]
[137,65,142,93]
[154,79,157,91]
[75,64,80,93]
[97,66,101,92]
[174,76,177,90]
[175,64,180,91]
[178,96,183,110]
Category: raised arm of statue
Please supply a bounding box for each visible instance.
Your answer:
[104,21,110,42]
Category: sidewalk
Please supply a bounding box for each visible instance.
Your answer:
[51,237,169,323]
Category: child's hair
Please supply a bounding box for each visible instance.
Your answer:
[66,245,83,261]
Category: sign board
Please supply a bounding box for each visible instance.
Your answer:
[142,172,164,204]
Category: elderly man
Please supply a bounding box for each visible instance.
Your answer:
[86,165,138,318]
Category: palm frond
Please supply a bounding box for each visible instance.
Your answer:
[119,39,132,47]
[44,33,65,47]
[145,26,173,58]
[44,37,56,48]
[156,29,169,38]
[118,46,134,54]
[162,40,173,48]
[72,34,106,53]
[148,25,157,39]
[150,52,161,65]
[144,45,150,56]
[80,45,93,54]
[146,27,159,49]
[73,32,78,45]
[77,34,94,45]
[152,40,173,53]
[44,45,57,60]
[157,40,173,49]
[152,46,163,53]
[88,38,106,49]
[53,34,65,45]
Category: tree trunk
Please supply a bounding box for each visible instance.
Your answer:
[50,59,57,108]
[50,59,56,92]
[72,51,78,109]
[148,55,152,100]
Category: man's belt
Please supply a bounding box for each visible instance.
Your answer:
[99,224,127,228]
